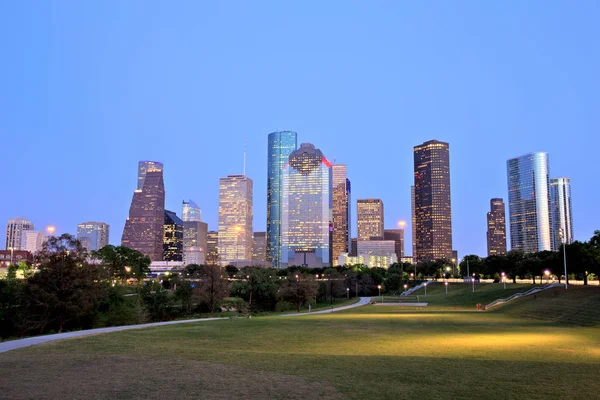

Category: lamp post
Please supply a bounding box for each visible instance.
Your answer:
[424,282,427,296]
[444,281,448,295]
[403,283,408,295]
[544,270,550,284]
[501,272,506,289]
[560,228,568,290]
[377,284,382,303]
[346,288,350,299]
[472,275,475,293]
[46,226,56,236]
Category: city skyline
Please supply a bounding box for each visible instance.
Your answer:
[2,2,598,259]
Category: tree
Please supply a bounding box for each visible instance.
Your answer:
[279,274,318,312]
[174,281,195,314]
[139,281,173,322]
[92,245,150,282]
[198,265,229,313]
[20,234,108,334]
[384,273,403,293]
[231,268,278,312]
[225,265,239,278]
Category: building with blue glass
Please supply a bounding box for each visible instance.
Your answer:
[267,131,297,268]
[507,152,552,253]
[550,177,573,251]
[281,143,332,268]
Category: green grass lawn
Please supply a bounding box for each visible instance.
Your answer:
[1,285,599,400]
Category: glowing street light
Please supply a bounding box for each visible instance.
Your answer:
[544,269,550,284]
[424,282,428,296]
[346,287,350,299]
[377,284,382,302]
[472,274,476,293]
[46,226,56,236]
[501,272,506,289]
[403,283,408,294]
[444,281,448,295]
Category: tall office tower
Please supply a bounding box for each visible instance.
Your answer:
[413,140,453,263]
[183,220,207,265]
[252,232,269,267]
[182,199,202,222]
[357,199,384,240]
[206,231,219,264]
[281,143,332,268]
[550,177,573,251]
[411,185,416,257]
[350,238,358,256]
[77,222,110,252]
[163,210,184,261]
[218,175,253,266]
[267,131,298,268]
[20,231,47,254]
[5,217,34,250]
[486,198,507,256]
[122,161,165,261]
[137,161,164,190]
[331,164,351,266]
[507,152,552,253]
[384,229,404,261]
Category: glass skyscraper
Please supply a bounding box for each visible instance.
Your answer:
[486,198,507,256]
[137,161,164,190]
[550,177,573,251]
[182,200,202,222]
[507,152,552,253]
[218,174,253,266]
[281,143,332,268]
[331,164,350,266]
[77,222,110,252]
[267,131,297,268]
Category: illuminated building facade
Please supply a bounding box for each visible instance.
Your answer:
[77,222,110,252]
[218,175,253,266]
[122,162,165,261]
[486,198,507,256]
[384,229,404,261]
[357,199,384,240]
[411,185,416,257]
[331,164,351,266]
[5,217,34,251]
[413,140,453,263]
[163,210,184,261]
[267,131,297,268]
[137,161,163,190]
[206,231,219,264]
[507,152,552,253]
[550,177,573,250]
[252,232,270,267]
[281,143,332,268]
[182,200,202,222]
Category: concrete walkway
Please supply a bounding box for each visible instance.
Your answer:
[0,297,370,354]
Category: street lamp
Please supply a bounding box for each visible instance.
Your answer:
[544,269,550,284]
[377,284,382,302]
[444,281,448,295]
[501,272,506,289]
[346,288,350,299]
[559,228,568,289]
[410,272,414,281]
[472,274,475,293]
[46,226,56,236]
[424,282,428,296]
[403,284,408,294]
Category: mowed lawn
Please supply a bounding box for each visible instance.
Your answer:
[1,284,599,400]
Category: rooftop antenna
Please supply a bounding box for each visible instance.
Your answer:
[243,136,247,176]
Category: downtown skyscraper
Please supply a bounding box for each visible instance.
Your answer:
[163,210,184,262]
[550,177,573,250]
[5,217,34,251]
[331,164,351,266]
[281,143,332,268]
[507,152,552,253]
[182,200,207,265]
[77,222,110,252]
[357,199,384,240]
[486,198,507,256]
[122,161,165,261]
[413,140,453,263]
[267,131,297,268]
[218,175,253,266]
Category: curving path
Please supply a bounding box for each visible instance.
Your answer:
[0,297,371,354]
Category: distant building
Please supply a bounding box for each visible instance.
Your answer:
[487,198,507,256]
[122,161,165,261]
[20,231,47,254]
[163,210,184,262]
[357,199,384,240]
[182,199,202,222]
[5,217,34,251]
[267,131,298,268]
[206,231,219,265]
[0,250,32,268]
[411,185,416,258]
[331,164,351,266]
[77,222,110,252]
[413,140,453,262]
[218,175,253,266]
[400,256,413,264]
[550,177,573,251]
[350,238,357,256]
[183,221,208,265]
[357,240,397,258]
[507,153,552,253]
[252,232,270,267]
[384,229,404,261]
[281,143,332,268]
[338,253,396,269]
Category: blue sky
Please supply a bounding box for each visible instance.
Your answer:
[1,1,598,258]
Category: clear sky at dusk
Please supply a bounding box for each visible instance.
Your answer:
[1,1,598,258]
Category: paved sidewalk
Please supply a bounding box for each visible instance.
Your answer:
[0,297,370,354]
